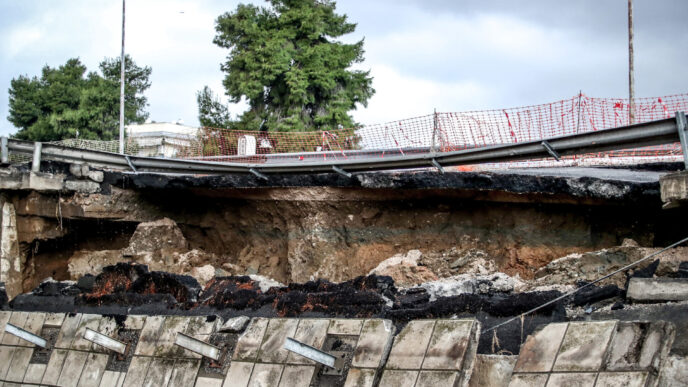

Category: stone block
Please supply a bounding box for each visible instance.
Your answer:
[659,354,688,386]
[222,361,254,387]
[416,371,458,387]
[595,371,648,387]
[142,357,176,387]
[100,371,124,387]
[219,316,250,333]
[422,319,477,370]
[134,315,165,356]
[546,372,596,387]
[513,323,568,373]
[55,313,83,349]
[71,314,101,351]
[44,312,66,327]
[286,319,329,365]
[122,356,152,387]
[168,359,201,387]
[508,373,548,387]
[247,364,283,386]
[88,170,104,183]
[4,347,32,382]
[42,348,69,385]
[343,368,377,387]
[0,311,11,343]
[195,376,224,386]
[77,352,109,387]
[23,363,46,384]
[0,346,13,379]
[28,172,64,191]
[468,355,517,387]
[386,320,435,370]
[57,350,89,387]
[123,315,146,330]
[378,370,419,387]
[660,170,688,203]
[328,319,364,335]
[69,163,84,177]
[606,321,675,373]
[627,278,688,302]
[65,180,101,194]
[233,318,269,361]
[278,365,316,386]
[152,316,190,357]
[552,321,616,372]
[258,318,299,363]
[352,319,394,369]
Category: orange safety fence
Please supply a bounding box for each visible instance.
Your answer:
[142,93,688,168]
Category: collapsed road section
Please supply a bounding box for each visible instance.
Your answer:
[1,161,688,385]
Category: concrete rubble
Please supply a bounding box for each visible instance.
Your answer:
[1,162,688,385]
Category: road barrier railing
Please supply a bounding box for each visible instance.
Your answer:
[2,113,686,178]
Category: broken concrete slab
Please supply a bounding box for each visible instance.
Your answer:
[121,356,152,387]
[343,368,377,387]
[352,319,394,369]
[378,369,419,387]
[168,359,201,387]
[606,321,675,373]
[507,373,548,387]
[222,361,254,387]
[422,319,477,370]
[278,365,315,386]
[42,348,69,385]
[247,363,283,386]
[65,179,101,194]
[385,320,435,370]
[468,355,517,387]
[219,316,250,333]
[77,352,109,387]
[232,318,269,362]
[4,346,32,382]
[546,372,597,386]
[627,277,688,302]
[57,350,89,387]
[552,321,617,372]
[258,318,299,363]
[415,371,458,387]
[285,319,329,365]
[595,371,648,387]
[328,318,363,335]
[658,354,688,386]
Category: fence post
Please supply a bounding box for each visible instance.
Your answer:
[431,109,438,154]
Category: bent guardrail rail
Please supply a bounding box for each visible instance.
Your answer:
[2,112,687,178]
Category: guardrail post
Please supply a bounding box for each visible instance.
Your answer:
[676,112,688,169]
[1,137,8,164]
[31,142,42,173]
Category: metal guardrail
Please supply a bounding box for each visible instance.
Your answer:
[2,112,687,177]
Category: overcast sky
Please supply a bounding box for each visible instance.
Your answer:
[1,0,687,136]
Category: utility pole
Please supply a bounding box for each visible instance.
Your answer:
[628,0,635,125]
[119,0,126,154]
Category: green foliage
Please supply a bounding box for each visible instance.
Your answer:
[196,85,233,128]
[213,0,374,133]
[7,56,151,141]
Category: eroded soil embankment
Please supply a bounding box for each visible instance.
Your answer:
[8,183,684,292]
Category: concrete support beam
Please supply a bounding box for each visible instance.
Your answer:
[627,277,688,302]
[0,199,22,299]
[660,170,688,208]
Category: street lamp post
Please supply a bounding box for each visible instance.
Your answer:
[119,0,126,154]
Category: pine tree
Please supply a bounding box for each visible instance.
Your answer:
[213,0,374,133]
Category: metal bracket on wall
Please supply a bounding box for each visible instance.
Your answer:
[541,141,561,161]
[249,168,268,181]
[4,323,49,348]
[124,155,137,173]
[332,165,352,178]
[676,111,688,169]
[431,158,445,174]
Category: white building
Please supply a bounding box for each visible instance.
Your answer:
[126,122,199,158]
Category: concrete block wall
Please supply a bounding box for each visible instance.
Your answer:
[0,312,681,386]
